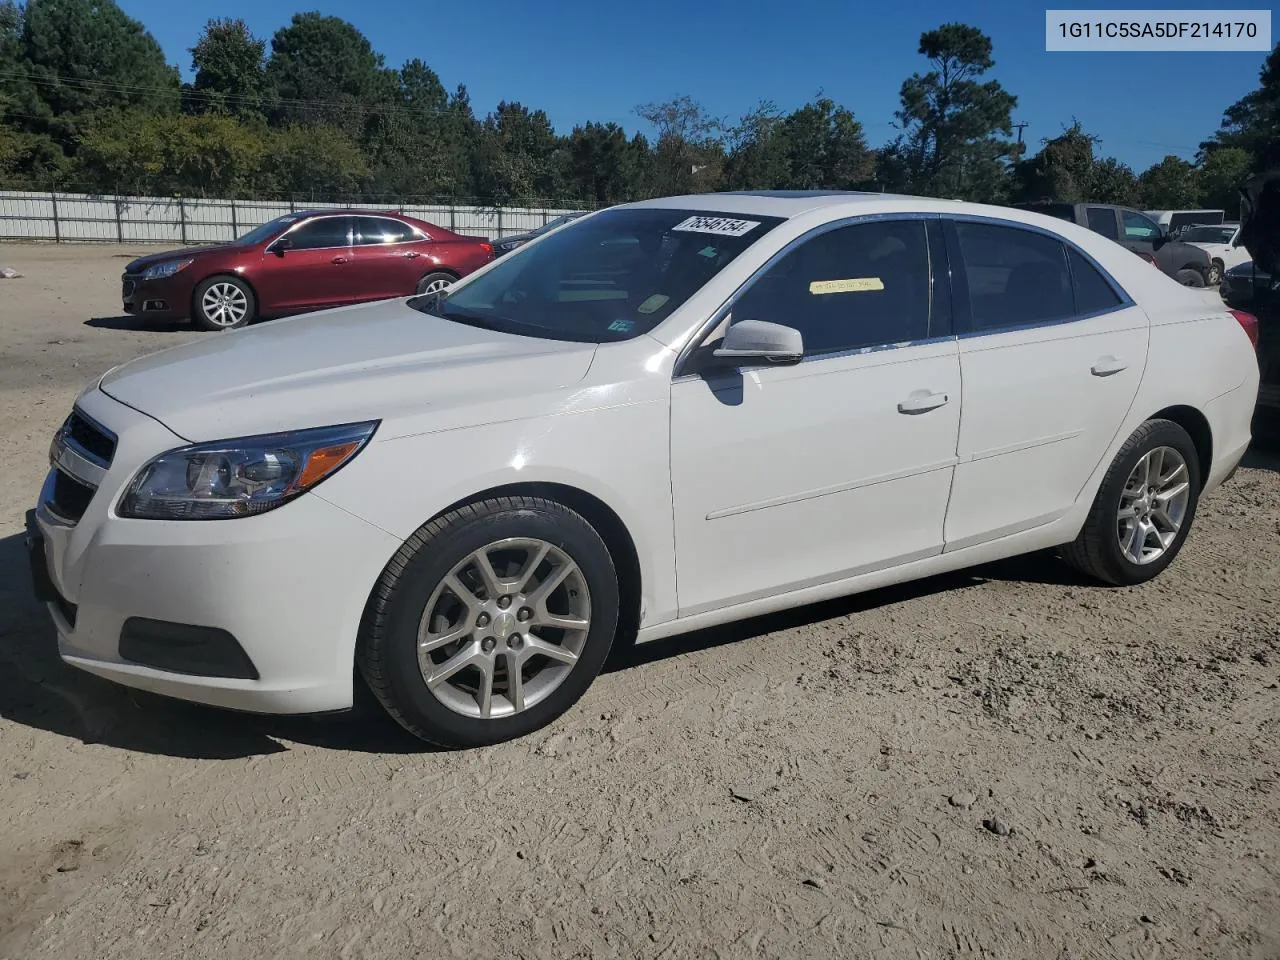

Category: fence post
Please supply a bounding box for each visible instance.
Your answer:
[50,191,61,242]
[449,203,456,232]
[497,205,503,240]
[230,199,238,242]
[114,196,123,243]
[179,197,188,245]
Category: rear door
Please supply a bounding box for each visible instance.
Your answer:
[351,216,430,300]
[259,215,355,313]
[941,218,1149,551]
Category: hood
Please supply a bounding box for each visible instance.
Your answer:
[98,298,598,442]
[125,245,231,273]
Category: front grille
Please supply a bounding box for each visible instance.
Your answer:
[65,410,116,464]
[122,277,137,297]
[50,470,95,524]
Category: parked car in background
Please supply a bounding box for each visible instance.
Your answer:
[1219,259,1269,310]
[1144,209,1226,237]
[1182,223,1248,284]
[491,212,588,257]
[122,210,493,331]
[1014,202,1213,286]
[28,191,1258,748]
[1220,260,1277,416]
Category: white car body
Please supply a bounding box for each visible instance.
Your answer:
[1182,222,1251,278]
[31,192,1259,718]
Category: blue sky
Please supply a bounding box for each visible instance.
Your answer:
[118,0,1270,172]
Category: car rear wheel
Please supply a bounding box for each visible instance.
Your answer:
[415,271,455,296]
[357,496,620,748]
[1176,268,1206,287]
[1061,419,1201,586]
[1208,259,1224,285]
[192,276,255,331]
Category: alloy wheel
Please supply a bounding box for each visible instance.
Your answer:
[1116,446,1191,565]
[416,538,591,719]
[201,282,249,327]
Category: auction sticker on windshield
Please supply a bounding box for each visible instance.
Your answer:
[671,216,761,237]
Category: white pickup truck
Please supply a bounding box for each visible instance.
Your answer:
[1181,222,1251,285]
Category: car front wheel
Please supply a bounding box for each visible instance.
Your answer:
[1208,259,1224,285]
[192,276,255,331]
[1061,419,1201,586]
[357,496,620,748]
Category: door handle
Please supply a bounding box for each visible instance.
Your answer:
[403,251,421,259]
[331,256,348,264]
[1091,356,1128,377]
[897,390,950,415]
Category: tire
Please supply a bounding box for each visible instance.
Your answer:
[192,275,255,331]
[415,271,455,296]
[1208,259,1224,286]
[1061,419,1201,586]
[357,496,620,748]
[1176,268,1206,288]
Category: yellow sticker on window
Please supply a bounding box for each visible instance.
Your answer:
[637,293,670,314]
[808,277,884,295]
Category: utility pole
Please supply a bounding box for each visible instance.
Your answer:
[1012,121,1029,160]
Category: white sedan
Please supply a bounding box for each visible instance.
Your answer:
[27,191,1260,748]
[1181,222,1250,284]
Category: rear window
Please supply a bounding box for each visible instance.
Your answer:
[1086,207,1119,241]
[955,221,1074,330]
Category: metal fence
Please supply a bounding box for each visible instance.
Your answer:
[0,190,589,245]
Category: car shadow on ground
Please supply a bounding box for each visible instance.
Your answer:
[84,315,188,333]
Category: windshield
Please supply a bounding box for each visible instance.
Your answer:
[1181,225,1236,244]
[532,214,582,236]
[234,213,302,246]
[411,208,785,342]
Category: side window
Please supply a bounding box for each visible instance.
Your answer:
[354,216,417,245]
[1122,211,1162,240]
[1086,207,1119,241]
[287,217,351,250]
[1068,247,1124,315]
[731,219,931,357]
[954,221,1073,330]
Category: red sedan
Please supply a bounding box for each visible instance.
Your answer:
[121,210,494,331]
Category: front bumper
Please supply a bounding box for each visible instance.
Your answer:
[122,272,194,321]
[30,389,400,714]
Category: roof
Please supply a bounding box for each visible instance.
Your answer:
[292,208,406,218]
[622,189,933,218]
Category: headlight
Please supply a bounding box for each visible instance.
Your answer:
[141,259,194,281]
[118,421,379,520]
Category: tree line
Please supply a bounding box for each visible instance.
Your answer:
[0,0,1276,211]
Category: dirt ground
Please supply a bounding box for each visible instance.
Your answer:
[1,242,1278,960]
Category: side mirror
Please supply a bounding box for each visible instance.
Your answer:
[712,319,804,366]
[272,237,293,256]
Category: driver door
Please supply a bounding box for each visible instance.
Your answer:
[669,217,962,617]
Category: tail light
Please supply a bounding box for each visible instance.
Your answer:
[480,242,493,256]
[1229,309,1260,350]
[1137,252,1160,267]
